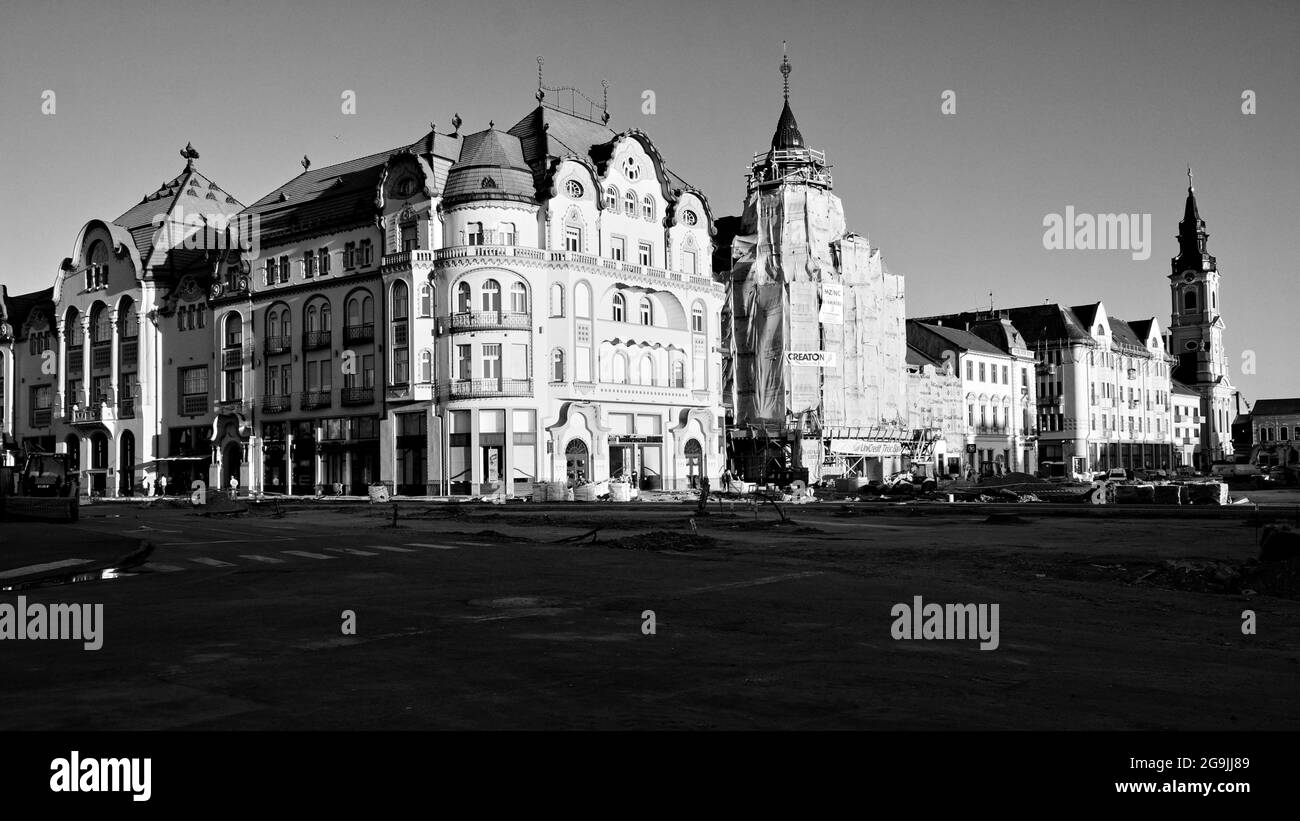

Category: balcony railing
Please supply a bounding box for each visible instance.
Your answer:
[441,378,533,399]
[344,324,374,344]
[72,405,103,423]
[302,331,331,351]
[222,347,243,369]
[341,387,375,406]
[265,336,291,356]
[181,394,209,416]
[215,399,247,416]
[300,390,332,410]
[448,311,532,332]
[262,394,291,414]
[118,398,135,419]
[430,246,717,289]
[32,407,53,428]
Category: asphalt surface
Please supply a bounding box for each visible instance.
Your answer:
[0,500,1296,729]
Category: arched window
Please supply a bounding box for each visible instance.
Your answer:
[457,281,471,313]
[639,355,654,386]
[419,349,432,383]
[613,352,628,384]
[392,281,410,319]
[467,222,484,246]
[510,282,528,314]
[225,313,243,347]
[639,297,653,326]
[691,303,705,333]
[86,241,109,289]
[1183,289,1197,311]
[91,305,112,343]
[623,191,637,217]
[551,348,565,382]
[66,308,82,347]
[305,306,318,334]
[320,302,332,331]
[550,283,564,317]
[642,196,654,221]
[575,282,591,318]
[499,222,516,245]
[118,299,138,338]
[481,279,501,312]
[418,283,432,317]
[671,359,685,388]
[612,293,626,322]
[604,186,618,210]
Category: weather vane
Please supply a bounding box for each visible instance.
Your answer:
[180,142,200,169]
[780,42,791,101]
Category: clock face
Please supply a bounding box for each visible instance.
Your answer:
[1182,271,1195,283]
[1184,340,1199,351]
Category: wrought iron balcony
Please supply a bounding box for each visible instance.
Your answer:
[300,390,332,410]
[181,394,209,416]
[441,378,533,399]
[265,336,291,356]
[262,394,291,414]
[302,330,331,351]
[448,311,532,332]
[341,387,375,406]
[344,324,374,344]
[32,407,53,428]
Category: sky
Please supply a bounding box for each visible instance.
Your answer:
[1,0,1296,401]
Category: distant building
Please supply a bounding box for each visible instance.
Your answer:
[906,318,1038,477]
[1247,398,1300,467]
[904,345,963,477]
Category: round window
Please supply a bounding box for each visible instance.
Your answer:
[565,180,584,198]
[682,210,698,226]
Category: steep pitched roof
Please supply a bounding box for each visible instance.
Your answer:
[113,167,243,266]
[909,321,1007,357]
[771,100,805,150]
[2,287,55,336]
[1253,398,1300,416]
[1170,380,1201,397]
[1106,316,1146,349]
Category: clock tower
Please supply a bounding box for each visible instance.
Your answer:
[1166,169,1235,467]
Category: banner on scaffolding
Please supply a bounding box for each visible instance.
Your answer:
[786,351,838,368]
[828,439,903,457]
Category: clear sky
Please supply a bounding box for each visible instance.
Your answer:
[1,0,1296,400]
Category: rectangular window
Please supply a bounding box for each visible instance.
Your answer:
[359,239,373,266]
[279,256,289,283]
[393,348,409,385]
[1001,365,1008,384]
[638,242,652,267]
[266,257,277,285]
[456,345,471,381]
[304,250,315,278]
[564,226,581,252]
[467,223,484,246]
[965,361,973,381]
[344,242,356,270]
[225,369,242,401]
[978,362,986,382]
[363,355,375,389]
[180,366,209,396]
[611,236,626,262]
[482,344,501,379]
[318,248,330,275]
[684,250,697,275]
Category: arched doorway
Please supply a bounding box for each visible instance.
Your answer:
[221,441,242,493]
[684,439,704,489]
[89,432,108,497]
[565,439,589,486]
[119,431,135,496]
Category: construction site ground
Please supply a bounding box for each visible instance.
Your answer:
[0,499,1296,729]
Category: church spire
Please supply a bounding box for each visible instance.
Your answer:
[770,43,805,150]
[1175,168,1214,272]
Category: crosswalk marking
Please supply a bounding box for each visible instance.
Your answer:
[328,547,379,556]
[405,543,459,550]
[140,563,186,573]
[240,555,286,564]
[281,550,336,560]
[190,557,236,567]
[366,545,416,553]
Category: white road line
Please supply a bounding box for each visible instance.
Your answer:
[405,543,459,550]
[0,559,94,579]
[140,563,186,573]
[366,545,416,553]
[160,536,296,546]
[681,570,824,595]
[239,555,286,564]
[190,557,236,567]
[327,548,379,556]
[282,550,336,560]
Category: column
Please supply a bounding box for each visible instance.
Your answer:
[81,315,92,410]
[109,307,120,412]
[56,326,67,413]
[285,432,294,496]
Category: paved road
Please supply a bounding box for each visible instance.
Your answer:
[1,503,1295,729]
